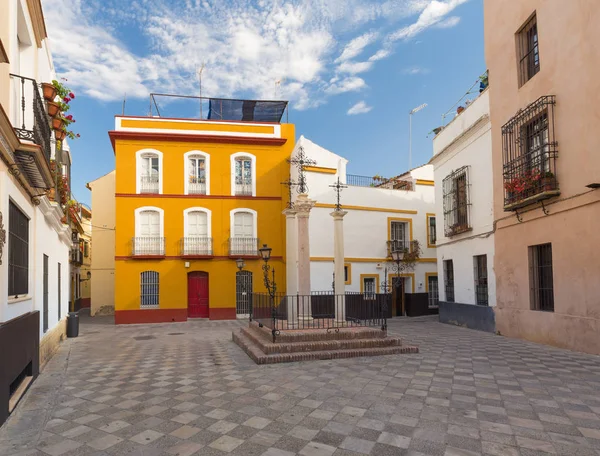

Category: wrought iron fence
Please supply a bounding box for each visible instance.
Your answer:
[234,181,253,196]
[188,177,206,195]
[229,237,259,256]
[502,95,558,209]
[132,237,166,256]
[140,174,159,193]
[9,74,51,164]
[346,174,414,191]
[70,247,83,265]
[251,292,390,341]
[180,237,213,256]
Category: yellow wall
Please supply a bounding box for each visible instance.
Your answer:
[114,122,294,317]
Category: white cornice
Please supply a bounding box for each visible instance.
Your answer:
[38,196,72,245]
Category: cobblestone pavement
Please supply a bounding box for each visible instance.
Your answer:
[2,314,600,456]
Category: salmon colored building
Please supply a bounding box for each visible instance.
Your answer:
[109,98,293,324]
[485,0,600,353]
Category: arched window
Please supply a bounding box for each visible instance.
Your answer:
[134,207,164,255]
[140,271,159,308]
[229,209,258,255]
[230,152,256,196]
[184,151,210,195]
[183,208,212,255]
[136,149,163,194]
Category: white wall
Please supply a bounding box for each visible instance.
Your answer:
[431,89,496,306]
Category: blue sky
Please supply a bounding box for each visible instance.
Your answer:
[42,0,485,206]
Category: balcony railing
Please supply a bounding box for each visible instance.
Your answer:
[140,174,159,193]
[502,95,559,210]
[70,248,83,265]
[346,174,414,191]
[132,237,166,256]
[386,239,410,256]
[229,237,259,256]
[234,180,253,196]
[181,237,213,256]
[188,177,206,195]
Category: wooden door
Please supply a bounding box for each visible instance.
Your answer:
[392,277,405,317]
[188,272,209,318]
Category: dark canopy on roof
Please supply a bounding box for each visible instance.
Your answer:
[208,98,287,122]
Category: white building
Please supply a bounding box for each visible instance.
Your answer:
[0,0,72,426]
[430,88,496,332]
[290,136,438,317]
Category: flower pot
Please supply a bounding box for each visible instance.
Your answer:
[541,177,555,192]
[457,106,465,114]
[52,117,65,130]
[41,83,57,101]
[54,129,66,141]
[47,187,56,201]
[47,101,61,117]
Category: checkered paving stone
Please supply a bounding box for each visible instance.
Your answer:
[3,315,600,455]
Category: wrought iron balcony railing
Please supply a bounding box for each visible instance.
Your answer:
[188,177,206,195]
[132,237,166,256]
[443,166,472,237]
[229,237,259,256]
[234,180,253,196]
[181,237,213,256]
[346,174,414,191]
[386,239,410,256]
[502,95,559,210]
[140,174,159,193]
[70,247,83,265]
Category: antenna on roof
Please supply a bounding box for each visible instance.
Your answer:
[198,62,206,119]
[275,77,285,99]
[122,93,126,115]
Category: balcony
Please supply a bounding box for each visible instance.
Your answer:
[234,180,253,196]
[188,177,206,195]
[132,237,166,257]
[346,174,414,191]
[70,247,83,265]
[140,174,159,193]
[180,237,213,257]
[229,237,259,257]
[502,96,559,211]
[9,74,54,189]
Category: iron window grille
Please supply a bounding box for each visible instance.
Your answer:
[444,260,454,303]
[474,255,488,306]
[428,215,436,245]
[428,276,439,308]
[502,95,558,210]
[8,201,29,297]
[58,263,61,320]
[141,271,159,308]
[443,166,471,236]
[529,243,554,312]
[363,277,376,300]
[43,254,49,333]
[517,13,540,87]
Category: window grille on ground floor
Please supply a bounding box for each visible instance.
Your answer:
[444,260,454,303]
[529,243,554,312]
[141,271,159,308]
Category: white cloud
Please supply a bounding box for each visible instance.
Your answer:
[368,49,392,61]
[335,31,378,62]
[326,77,368,94]
[347,101,372,115]
[337,61,374,74]
[436,16,461,28]
[387,0,469,42]
[402,66,430,75]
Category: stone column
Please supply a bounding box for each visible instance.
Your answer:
[295,193,316,323]
[283,208,298,327]
[331,210,348,323]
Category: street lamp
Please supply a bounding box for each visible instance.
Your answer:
[236,258,245,271]
[259,244,276,297]
[409,103,427,170]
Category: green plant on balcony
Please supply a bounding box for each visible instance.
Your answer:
[49,160,70,205]
[504,168,556,204]
[51,79,80,144]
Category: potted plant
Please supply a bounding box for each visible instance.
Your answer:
[41,82,57,101]
[55,129,66,141]
[52,117,65,130]
[457,106,465,114]
[51,79,80,141]
[47,101,61,117]
[542,172,555,191]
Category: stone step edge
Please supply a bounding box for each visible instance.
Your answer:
[241,326,402,354]
[232,329,418,365]
[247,321,388,344]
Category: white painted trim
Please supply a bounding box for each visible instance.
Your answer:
[134,206,165,238]
[135,149,163,194]
[230,208,258,239]
[183,207,212,238]
[183,151,210,196]
[230,152,257,197]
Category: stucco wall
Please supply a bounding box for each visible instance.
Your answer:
[484,0,600,353]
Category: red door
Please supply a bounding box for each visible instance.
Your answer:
[188,272,209,318]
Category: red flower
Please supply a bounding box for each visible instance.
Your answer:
[76,134,80,138]
[63,97,70,103]
[66,114,73,120]
[69,92,75,99]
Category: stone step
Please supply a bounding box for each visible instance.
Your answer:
[232,329,418,365]
[240,326,402,354]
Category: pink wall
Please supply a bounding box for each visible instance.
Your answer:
[485,0,600,354]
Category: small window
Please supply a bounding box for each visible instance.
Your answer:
[140,153,160,193]
[390,220,408,252]
[344,264,351,285]
[443,167,471,236]
[83,240,89,258]
[8,201,29,297]
[187,155,207,195]
[58,263,61,320]
[529,243,554,311]
[234,157,253,196]
[428,215,436,246]
[134,208,164,256]
[141,271,159,308]
[474,255,488,306]
[444,260,454,303]
[363,277,376,300]
[428,275,439,308]
[517,13,540,87]
[230,210,257,255]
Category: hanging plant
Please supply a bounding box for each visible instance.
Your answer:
[41,82,58,101]
[51,79,80,140]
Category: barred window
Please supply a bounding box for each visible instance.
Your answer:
[141,271,159,308]
[428,215,436,246]
[529,243,554,312]
[517,13,540,87]
[428,275,439,308]
[474,255,488,306]
[362,277,376,300]
[444,260,454,303]
[443,167,471,237]
[390,221,408,251]
[8,201,29,297]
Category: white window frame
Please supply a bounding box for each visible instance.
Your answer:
[230,208,257,239]
[183,207,212,238]
[230,152,256,197]
[184,151,210,195]
[134,206,165,238]
[136,149,163,194]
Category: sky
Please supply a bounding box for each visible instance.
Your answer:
[41,0,485,206]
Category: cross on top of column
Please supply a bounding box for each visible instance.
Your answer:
[329,177,348,211]
[281,175,297,209]
[288,145,316,194]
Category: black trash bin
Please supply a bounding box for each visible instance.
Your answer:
[67,312,79,338]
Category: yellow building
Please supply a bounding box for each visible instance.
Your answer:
[79,205,92,309]
[109,98,294,324]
